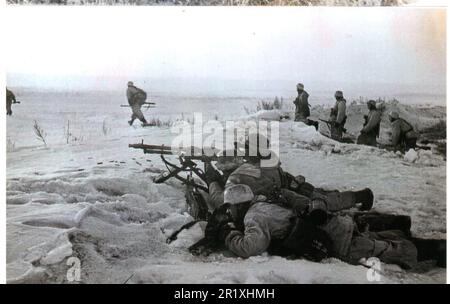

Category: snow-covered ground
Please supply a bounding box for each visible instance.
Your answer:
[6,89,446,283]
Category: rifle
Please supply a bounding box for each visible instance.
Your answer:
[319,119,348,134]
[319,119,332,126]
[377,143,431,153]
[121,102,156,108]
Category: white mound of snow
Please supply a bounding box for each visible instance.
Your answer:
[242,110,285,121]
[170,221,207,248]
[404,149,419,163]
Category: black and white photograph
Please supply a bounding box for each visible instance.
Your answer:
[1,1,448,287]
[3,0,441,7]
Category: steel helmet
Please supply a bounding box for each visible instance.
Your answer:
[224,184,254,205]
[367,100,376,107]
[127,81,134,86]
[297,83,304,90]
[389,111,399,119]
[334,91,343,99]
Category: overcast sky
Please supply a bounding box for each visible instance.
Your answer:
[4,7,446,93]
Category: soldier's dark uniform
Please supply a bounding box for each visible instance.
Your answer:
[293,83,318,130]
[6,88,16,116]
[329,91,347,141]
[126,81,148,126]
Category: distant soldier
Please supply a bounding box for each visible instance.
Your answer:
[126,81,148,126]
[389,111,418,152]
[357,100,382,147]
[293,83,318,130]
[329,91,347,140]
[6,88,17,116]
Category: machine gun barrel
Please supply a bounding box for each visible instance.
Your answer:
[128,142,220,160]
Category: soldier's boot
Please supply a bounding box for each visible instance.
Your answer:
[128,118,135,126]
[354,188,374,211]
[141,117,148,125]
[410,237,446,268]
[354,212,412,236]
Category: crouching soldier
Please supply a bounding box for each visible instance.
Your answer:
[329,91,347,141]
[126,81,148,126]
[293,83,319,130]
[357,100,382,147]
[217,184,445,269]
[388,111,418,153]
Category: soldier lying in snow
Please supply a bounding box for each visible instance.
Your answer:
[195,183,445,269]
[203,150,374,214]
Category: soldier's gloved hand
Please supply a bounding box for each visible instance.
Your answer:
[217,221,238,243]
[205,163,223,185]
[288,175,305,191]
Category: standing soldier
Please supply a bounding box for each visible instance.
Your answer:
[126,81,148,126]
[389,111,418,152]
[329,91,347,141]
[357,100,382,147]
[293,83,318,130]
[6,88,17,116]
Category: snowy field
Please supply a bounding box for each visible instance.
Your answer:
[6,89,446,284]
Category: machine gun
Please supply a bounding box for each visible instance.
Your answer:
[129,142,221,190]
[129,141,224,220]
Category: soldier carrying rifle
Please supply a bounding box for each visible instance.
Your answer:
[126,81,149,126]
[329,90,347,141]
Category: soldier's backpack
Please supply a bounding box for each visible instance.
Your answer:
[400,118,418,139]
